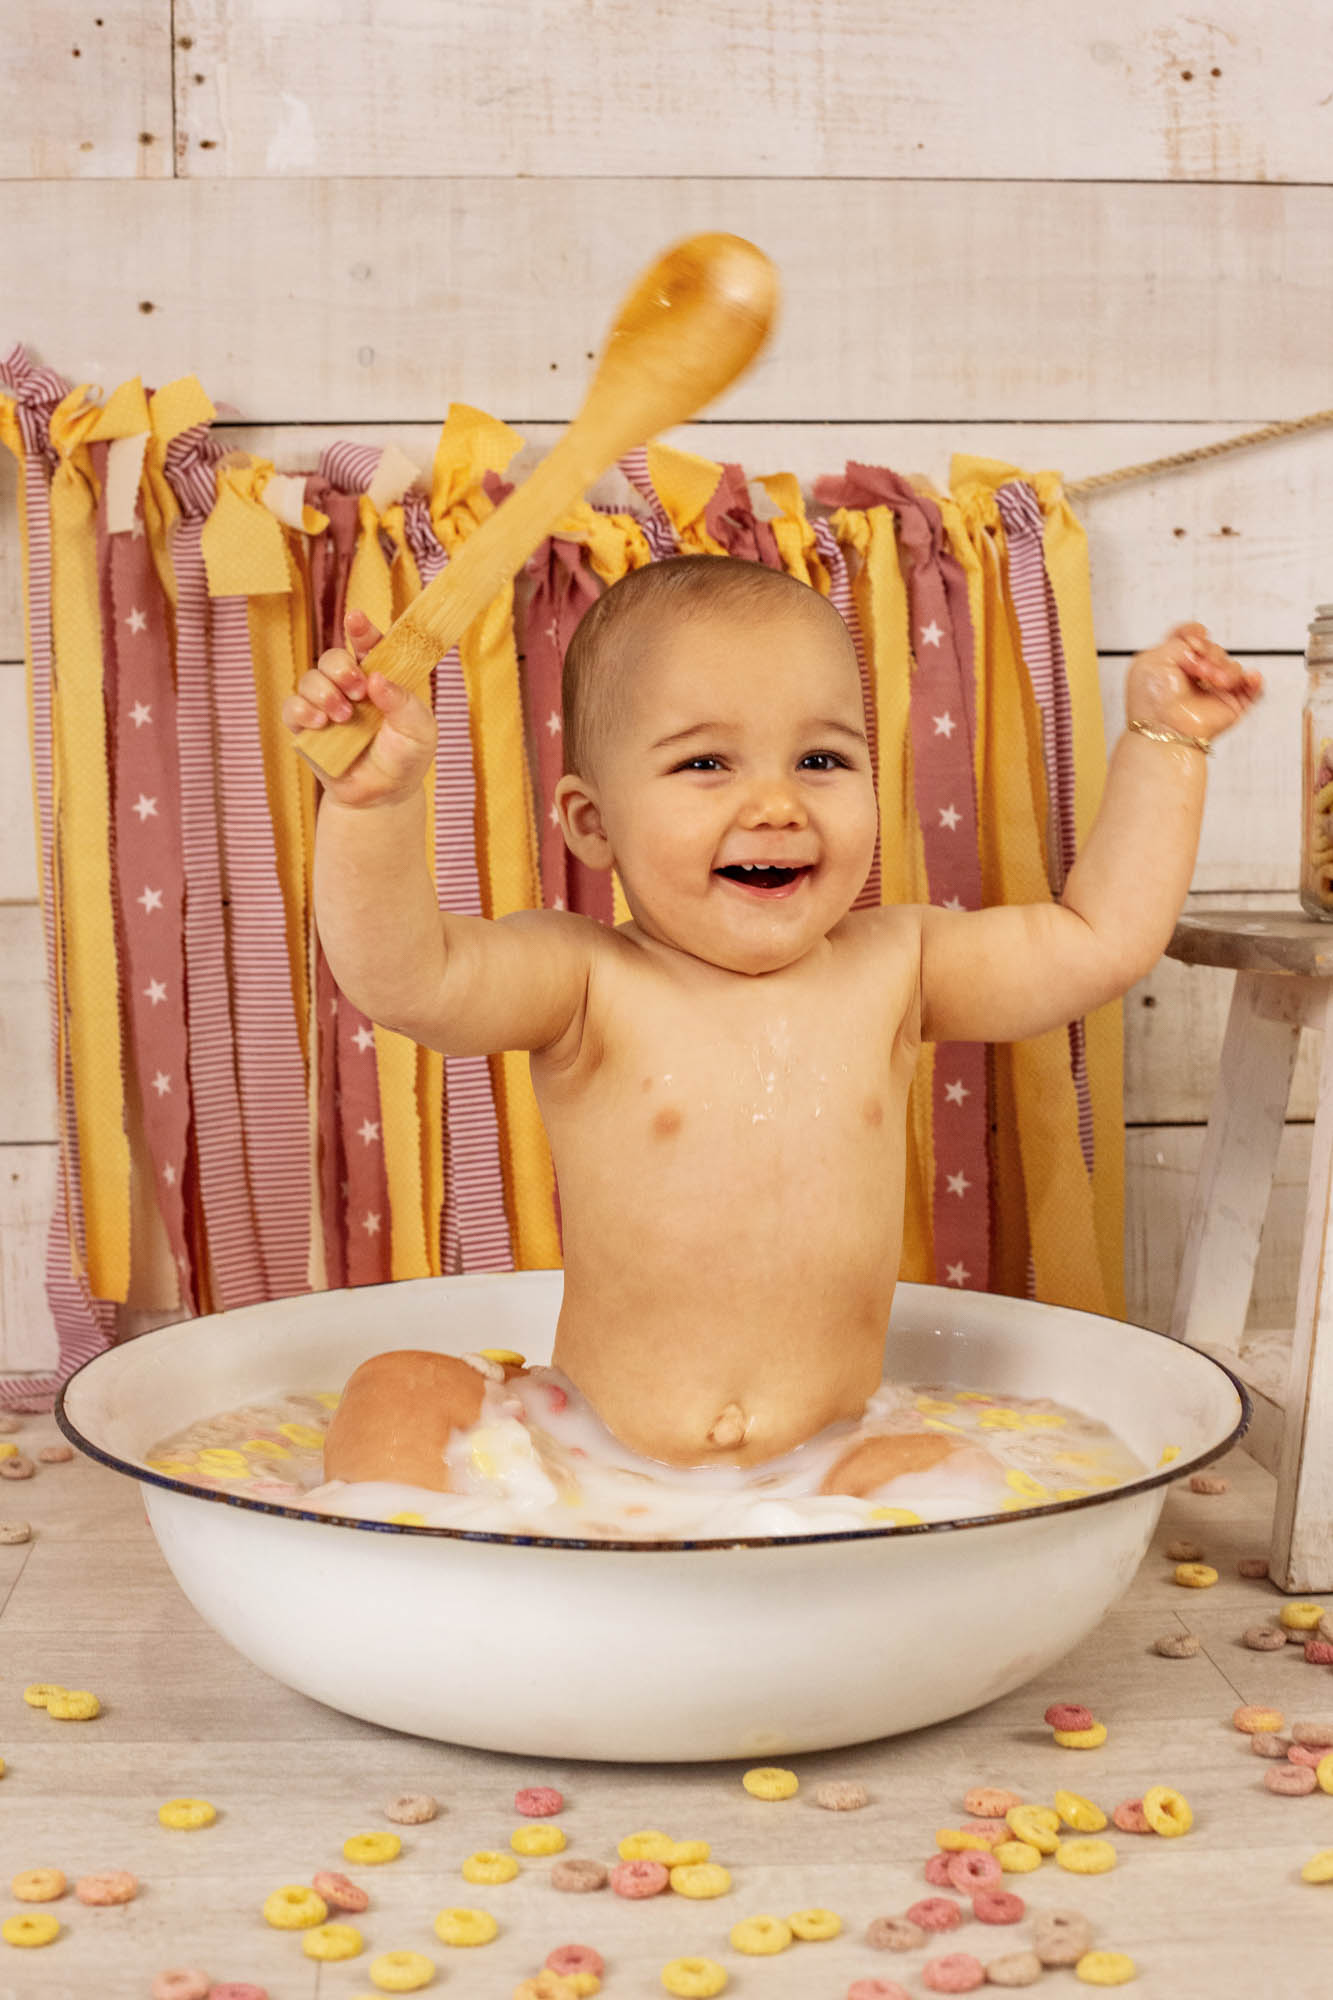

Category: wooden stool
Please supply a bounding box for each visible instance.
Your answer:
[1167,908,1333,1592]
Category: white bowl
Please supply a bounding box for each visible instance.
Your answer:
[58,1273,1246,1762]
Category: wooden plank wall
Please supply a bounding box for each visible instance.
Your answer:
[2,2,1329,1375]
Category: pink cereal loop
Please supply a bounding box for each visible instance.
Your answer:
[73,1869,138,1906]
[610,1858,669,1899]
[923,1952,987,1992]
[310,1870,370,1913]
[848,1983,912,2000]
[546,1945,605,1977]
[946,1849,1000,1892]
[1288,1743,1324,1768]
[210,1987,270,2000]
[1112,1798,1152,1834]
[905,1897,964,1933]
[1266,1763,1318,1795]
[960,1819,1010,1847]
[151,1973,211,2000]
[516,1786,565,1817]
[972,1889,1025,1925]
[924,1854,954,1886]
[1043,1703,1093,1731]
[963,1787,1020,1819]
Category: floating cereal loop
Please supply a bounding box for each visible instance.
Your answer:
[730,1915,792,1954]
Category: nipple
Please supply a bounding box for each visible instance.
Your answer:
[706,1402,750,1450]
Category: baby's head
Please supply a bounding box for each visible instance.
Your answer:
[554,556,878,975]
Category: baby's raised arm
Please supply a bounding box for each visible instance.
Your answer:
[919,623,1263,1045]
[286,611,595,1058]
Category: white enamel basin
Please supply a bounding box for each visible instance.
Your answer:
[58,1273,1247,1762]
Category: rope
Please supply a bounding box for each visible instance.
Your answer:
[1064,406,1333,499]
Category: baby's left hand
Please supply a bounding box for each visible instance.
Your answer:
[1125,622,1264,743]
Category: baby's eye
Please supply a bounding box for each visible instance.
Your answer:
[673,756,723,772]
[801,752,849,771]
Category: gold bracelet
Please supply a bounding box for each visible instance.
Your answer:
[1127,718,1211,756]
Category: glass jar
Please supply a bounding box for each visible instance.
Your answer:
[1301,604,1333,920]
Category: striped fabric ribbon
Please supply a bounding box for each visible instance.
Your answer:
[93,443,196,1313]
[0,347,116,1406]
[996,479,1095,1174]
[400,489,513,1274]
[813,515,882,911]
[520,535,613,922]
[303,465,388,1287]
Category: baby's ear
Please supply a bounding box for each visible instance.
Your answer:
[553,774,614,871]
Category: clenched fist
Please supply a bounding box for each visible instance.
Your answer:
[283,609,436,808]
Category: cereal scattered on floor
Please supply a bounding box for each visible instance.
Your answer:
[741,1766,798,1800]
[47,1689,100,1720]
[866,1915,926,1951]
[730,1915,792,1954]
[660,1956,727,1996]
[546,1944,605,1978]
[516,1785,564,1817]
[311,1869,369,1911]
[814,1779,868,1810]
[1032,1908,1094,1966]
[972,1889,1025,1924]
[1244,1623,1288,1650]
[1188,1472,1228,1494]
[610,1858,669,1899]
[512,1823,567,1856]
[1142,1785,1193,1835]
[1233,1704,1284,1734]
[149,1972,209,2000]
[1111,1798,1151,1834]
[344,1831,402,1865]
[462,1848,518,1884]
[671,1861,731,1899]
[302,1921,363,1959]
[1057,1838,1117,1875]
[1075,1949,1137,1985]
[434,1906,498,1946]
[11,1867,65,1902]
[1172,1561,1218,1588]
[74,1870,138,1905]
[0,1453,35,1479]
[983,1949,1044,1987]
[963,1785,1020,1817]
[1006,1805,1060,1853]
[788,1906,841,1939]
[1,1911,59,1948]
[1237,1556,1269,1577]
[37,1443,74,1463]
[1300,1848,1333,1883]
[995,1840,1044,1873]
[1164,1539,1203,1561]
[1043,1702,1093,1730]
[157,1798,216,1830]
[1292,1720,1333,1745]
[550,1858,608,1893]
[1153,1631,1200,1657]
[1249,1732,1290,1759]
[0,1519,31,1543]
[384,1792,437,1824]
[1265,1764,1317,1795]
[906,1896,965,1932]
[262,1886,327,1930]
[1280,1602,1325,1631]
[367,1947,435,1990]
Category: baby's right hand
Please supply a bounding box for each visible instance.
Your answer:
[282,608,436,808]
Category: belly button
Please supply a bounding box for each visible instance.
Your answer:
[707,1403,749,1449]
[652,1106,683,1138]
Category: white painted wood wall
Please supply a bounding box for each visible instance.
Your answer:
[2,1,1329,1377]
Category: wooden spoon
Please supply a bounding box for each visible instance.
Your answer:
[295,231,779,778]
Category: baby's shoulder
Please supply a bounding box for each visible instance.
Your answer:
[832,900,926,972]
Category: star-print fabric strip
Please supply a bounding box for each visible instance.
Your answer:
[94,441,197,1314]
[996,479,1094,1174]
[520,534,613,921]
[0,347,116,1406]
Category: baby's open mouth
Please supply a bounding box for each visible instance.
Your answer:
[714,863,812,893]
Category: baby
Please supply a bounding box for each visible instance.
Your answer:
[284,554,1261,1496]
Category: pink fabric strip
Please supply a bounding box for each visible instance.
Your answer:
[402,492,513,1274]
[0,347,115,1406]
[817,465,991,1291]
[995,480,1094,1173]
[520,537,610,923]
[813,515,881,911]
[209,592,311,1296]
[305,462,391,1286]
[96,446,197,1314]
[616,448,680,560]
[170,500,267,1310]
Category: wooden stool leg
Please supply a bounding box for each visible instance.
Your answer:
[1269,981,1333,1593]
[1169,970,1302,1358]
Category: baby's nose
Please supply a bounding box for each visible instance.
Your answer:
[738,779,807,826]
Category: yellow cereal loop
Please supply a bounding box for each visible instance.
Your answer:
[1005,1805,1061,1853]
[1142,1785,1193,1836]
[433,1906,498,1946]
[1158,1445,1181,1465]
[954,1391,992,1401]
[241,1438,291,1457]
[1001,1496,1029,1511]
[0,1757,5,1778]
[787,1907,842,1940]
[730,1915,792,1954]
[263,1885,329,1929]
[1300,1848,1333,1883]
[661,1958,727,1997]
[1280,1601,1326,1630]
[1076,1951,1137,1985]
[664,1840,711,1866]
[344,1832,403,1865]
[46,1690,100,1720]
[669,1862,732,1898]
[1173,1563,1218,1589]
[461,1849,519,1884]
[478,1348,525,1366]
[1315,1752,1333,1795]
[368,1950,435,1991]
[276,1422,325,1448]
[11,1868,65,1902]
[936,1828,994,1851]
[303,1921,364,1959]
[916,1397,957,1415]
[618,1830,678,1862]
[1,1912,59,1947]
[978,1408,1025,1429]
[1006,1469,1050,1500]
[1055,1487,1090,1500]
[158,1797,217,1829]
[923,1418,964,1433]
[511,1823,566,1855]
[1018,1411,1064,1428]
[313,1392,342,1407]
[742,1766,798,1800]
[1053,1723,1109,1748]
[867,1506,924,1524]
[1054,1790,1108,1832]
[1056,1837,1117,1874]
[22,1684,67,1709]
[995,1840,1044,1873]
[389,1512,427,1526]
[0,1443,17,1460]
[196,1447,251,1477]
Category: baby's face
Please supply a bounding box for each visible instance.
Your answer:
[591,603,879,975]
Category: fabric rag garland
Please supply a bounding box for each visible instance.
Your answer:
[0,343,1124,1407]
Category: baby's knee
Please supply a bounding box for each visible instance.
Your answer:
[819,1430,966,1498]
[323,1349,489,1491]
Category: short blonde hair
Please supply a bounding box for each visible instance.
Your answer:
[560,554,852,780]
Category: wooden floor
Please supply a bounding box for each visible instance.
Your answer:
[0,1423,1330,2000]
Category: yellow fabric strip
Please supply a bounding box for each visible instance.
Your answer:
[47,389,132,1299]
